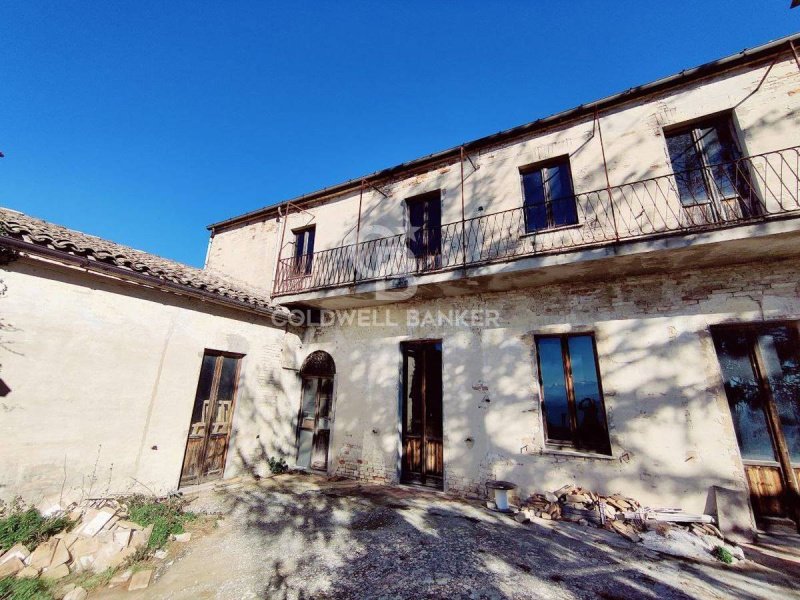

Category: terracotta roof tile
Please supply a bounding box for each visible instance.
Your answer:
[0,207,282,316]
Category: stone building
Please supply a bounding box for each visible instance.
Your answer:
[2,34,800,537]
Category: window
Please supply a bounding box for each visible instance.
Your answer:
[521,158,578,233]
[406,191,442,270]
[293,226,315,275]
[665,115,754,208]
[535,334,611,454]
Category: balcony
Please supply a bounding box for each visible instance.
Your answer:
[274,146,800,301]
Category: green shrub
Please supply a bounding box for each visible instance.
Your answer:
[713,545,734,564]
[0,576,52,600]
[267,456,288,475]
[0,508,70,552]
[125,496,196,550]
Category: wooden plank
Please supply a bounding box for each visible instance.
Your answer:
[745,464,786,518]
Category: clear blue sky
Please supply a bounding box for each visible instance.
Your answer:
[1,2,798,266]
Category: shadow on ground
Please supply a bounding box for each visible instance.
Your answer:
[95,474,800,600]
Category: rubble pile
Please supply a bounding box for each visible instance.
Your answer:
[517,484,744,563]
[0,498,153,588]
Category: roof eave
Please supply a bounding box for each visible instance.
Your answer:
[0,236,289,324]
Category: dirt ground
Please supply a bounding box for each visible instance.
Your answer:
[90,474,800,600]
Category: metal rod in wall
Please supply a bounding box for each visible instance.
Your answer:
[460,146,468,271]
[595,108,619,241]
[790,39,800,73]
[274,202,290,293]
[353,179,365,284]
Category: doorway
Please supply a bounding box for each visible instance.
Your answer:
[406,191,442,272]
[180,351,242,487]
[296,351,335,471]
[401,340,443,488]
[711,323,800,528]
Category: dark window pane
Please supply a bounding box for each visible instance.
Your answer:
[216,356,239,401]
[426,197,442,257]
[667,130,709,205]
[713,331,776,462]
[407,199,426,258]
[522,170,548,232]
[545,164,578,227]
[190,354,217,428]
[425,343,443,439]
[294,228,315,274]
[537,338,571,442]
[317,378,333,423]
[300,377,317,418]
[757,328,800,463]
[697,125,739,198]
[405,348,424,435]
[567,336,608,451]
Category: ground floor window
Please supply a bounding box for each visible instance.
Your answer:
[535,334,611,454]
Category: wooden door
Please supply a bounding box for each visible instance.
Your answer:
[296,376,333,471]
[712,324,800,527]
[406,192,442,272]
[401,341,443,488]
[179,352,242,487]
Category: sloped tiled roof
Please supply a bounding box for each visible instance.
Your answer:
[0,207,282,316]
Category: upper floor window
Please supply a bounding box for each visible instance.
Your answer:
[293,226,315,275]
[535,333,611,454]
[665,115,753,208]
[406,191,442,270]
[521,158,578,233]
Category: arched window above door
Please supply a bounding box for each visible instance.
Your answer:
[300,350,336,378]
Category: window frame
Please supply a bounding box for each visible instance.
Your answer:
[534,332,611,455]
[519,157,579,234]
[663,113,745,205]
[292,225,316,275]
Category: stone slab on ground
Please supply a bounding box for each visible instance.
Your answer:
[28,538,59,570]
[16,565,40,579]
[0,544,30,565]
[128,569,153,591]
[63,586,88,600]
[42,563,70,580]
[0,557,24,578]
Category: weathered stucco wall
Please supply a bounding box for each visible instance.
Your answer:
[207,55,800,275]
[296,257,799,521]
[0,257,300,504]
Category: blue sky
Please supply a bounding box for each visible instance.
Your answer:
[1,2,798,266]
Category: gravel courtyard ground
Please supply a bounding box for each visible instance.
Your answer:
[92,474,800,600]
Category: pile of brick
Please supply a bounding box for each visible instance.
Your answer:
[519,484,726,546]
[0,498,153,591]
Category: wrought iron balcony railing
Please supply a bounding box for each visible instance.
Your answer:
[274,146,800,296]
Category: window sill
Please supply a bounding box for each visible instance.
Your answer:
[519,223,583,238]
[539,447,616,461]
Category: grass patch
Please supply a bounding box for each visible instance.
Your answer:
[267,456,289,475]
[0,508,70,552]
[125,495,196,550]
[713,545,734,564]
[0,576,52,600]
[66,567,115,592]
